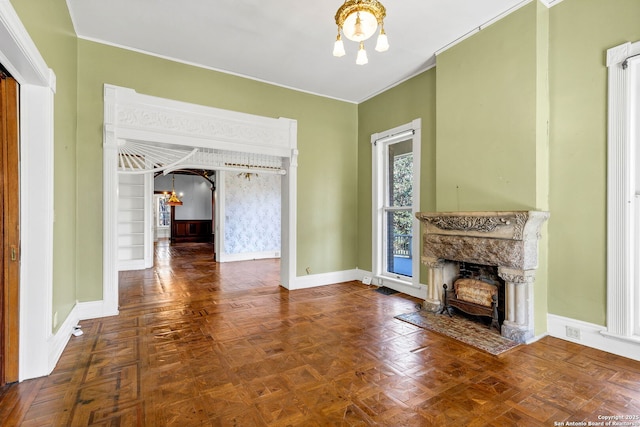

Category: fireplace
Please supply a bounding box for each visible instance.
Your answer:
[441,262,505,332]
[416,211,549,343]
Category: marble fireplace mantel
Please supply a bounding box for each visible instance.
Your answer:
[416,211,549,343]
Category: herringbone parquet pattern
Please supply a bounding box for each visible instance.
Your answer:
[1,241,640,426]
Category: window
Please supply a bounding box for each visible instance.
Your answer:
[605,41,640,341]
[372,119,421,297]
[384,140,413,277]
[156,195,170,228]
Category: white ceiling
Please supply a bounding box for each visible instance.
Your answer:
[66,0,530,103]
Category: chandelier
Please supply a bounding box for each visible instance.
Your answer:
[332,0,389,65]
[166,174,183,206]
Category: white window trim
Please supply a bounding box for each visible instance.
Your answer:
[371,119,423,298]
[604,41,640,342]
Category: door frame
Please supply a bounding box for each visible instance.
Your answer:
[0,70,19,385]
[0,0,56,381]
[100,85,298,318]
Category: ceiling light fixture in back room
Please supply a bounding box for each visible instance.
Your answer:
[166,174,184,206]
[332,0,389,65]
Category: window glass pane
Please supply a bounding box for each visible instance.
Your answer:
[387,140,413,207]
[386,209,412,277]
[158,197,170,227]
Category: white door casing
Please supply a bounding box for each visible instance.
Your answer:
[103,84,298,317]
[0,0,56,380]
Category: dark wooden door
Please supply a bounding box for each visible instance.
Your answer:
[0,68,20,386]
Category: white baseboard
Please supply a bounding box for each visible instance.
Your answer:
[290,268,428,296]
[218,251,280,263]
[547,313,640,361]
[47,305,79,373]
[76,300,119,320]
[292,268,364,290]
[118,259,146,271]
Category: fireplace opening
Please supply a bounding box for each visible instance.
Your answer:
[441,261,505,330]
[417,211,549,343]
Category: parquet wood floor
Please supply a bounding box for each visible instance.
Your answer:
[2,242,640,426]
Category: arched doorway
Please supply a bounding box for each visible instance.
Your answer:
[102,85,298,317]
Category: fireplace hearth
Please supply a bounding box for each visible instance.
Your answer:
[416,211,549,343]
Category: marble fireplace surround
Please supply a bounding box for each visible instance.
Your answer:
[416,211,549,343]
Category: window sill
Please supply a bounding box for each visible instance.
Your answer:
[377,275,421,290]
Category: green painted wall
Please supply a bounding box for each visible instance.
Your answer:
[436,3,542,212]
[548,0,640,325]
[75,41,358,300]
[436,2,550,335]
[10,0,78,332]
[357,70,437,284]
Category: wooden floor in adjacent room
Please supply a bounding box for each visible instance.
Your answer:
[2,242,640,426]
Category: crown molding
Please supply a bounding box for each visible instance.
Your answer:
[539,0,566,8]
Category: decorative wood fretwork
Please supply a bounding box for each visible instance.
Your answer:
[116,104,290,149]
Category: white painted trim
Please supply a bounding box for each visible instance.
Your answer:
[0,0,57,381]
[102,129,120,317]
[216,170,226,260]
[371,119,422,296]
[0,0,51,86]
[375,275,427,300]
[118,259,147,271]
[280,149,298,289]
[144,170,154,268]
[539,0,566,8]
[435,0,532,57]
[218,252,281,263]
[103,84,298,304]
[74,35,360,105]
[548,314,640,362]
[292,269,363,290]
[76,300,114,321]
[47,304,78,374]
[20,84,55,380]
[606,41,640,341]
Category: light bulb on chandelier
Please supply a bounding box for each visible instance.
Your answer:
[356,42,368,65]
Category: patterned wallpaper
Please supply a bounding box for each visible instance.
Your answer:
[224,172,281,254]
